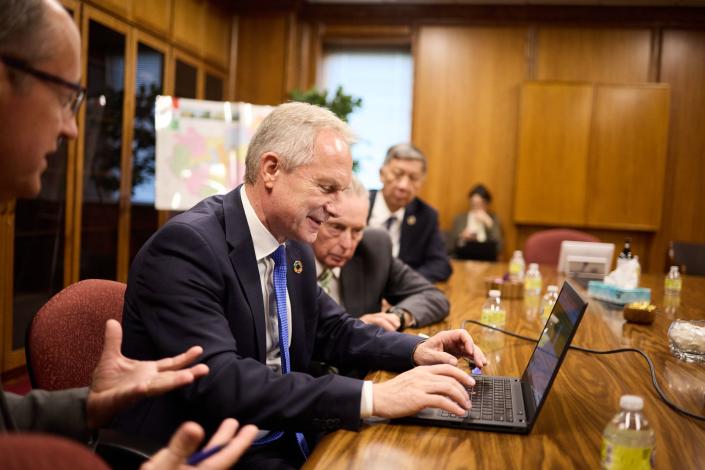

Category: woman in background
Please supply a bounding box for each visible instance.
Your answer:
[448,184,503,259]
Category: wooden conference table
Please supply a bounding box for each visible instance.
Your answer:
[305,261,705,469]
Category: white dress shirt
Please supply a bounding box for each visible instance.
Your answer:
[241,187,374,420]
[368,191,405,257]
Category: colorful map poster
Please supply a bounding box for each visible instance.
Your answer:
[154,96,272,211]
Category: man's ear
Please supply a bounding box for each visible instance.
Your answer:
[260,152,281,189]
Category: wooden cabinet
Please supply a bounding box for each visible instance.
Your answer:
[514,81,670,231]
[514,82,593,226]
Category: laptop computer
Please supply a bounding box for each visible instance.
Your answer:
[396,280,588,434]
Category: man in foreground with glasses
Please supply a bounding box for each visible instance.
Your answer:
[368,143,452,282]
[0,0,257,467]
[313,176,449,333]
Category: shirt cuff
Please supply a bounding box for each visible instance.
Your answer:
[360,380,374,418]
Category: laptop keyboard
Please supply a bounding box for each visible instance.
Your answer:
[439,376,514,422]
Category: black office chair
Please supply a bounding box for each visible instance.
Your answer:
[672,241,705,276]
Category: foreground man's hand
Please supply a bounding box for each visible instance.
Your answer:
[372,364,474,418]
[87,319,209,429]
[142,418,259,470]
[413,329,486,368]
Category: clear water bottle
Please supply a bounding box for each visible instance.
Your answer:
[601,395,655,470]
[524,263,542,296]
[509,250,525,282]
[664,265,682,297]
[541,285,559,319]
[481,289,506,328]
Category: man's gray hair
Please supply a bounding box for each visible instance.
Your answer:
[244,101,356,185]
[383,143,427,173]
[0,0,55,63]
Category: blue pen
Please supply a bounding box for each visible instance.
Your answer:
[187,443,226,466]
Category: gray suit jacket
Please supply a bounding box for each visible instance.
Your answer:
[340,229,449,327]
[0,385,91,442]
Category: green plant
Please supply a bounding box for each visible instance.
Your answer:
[289,85,362,123]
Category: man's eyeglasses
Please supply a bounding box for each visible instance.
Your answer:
[1,55,85,116]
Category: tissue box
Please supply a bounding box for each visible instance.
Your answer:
[587,281,651,305]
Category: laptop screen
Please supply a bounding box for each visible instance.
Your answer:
[521,282,587,409]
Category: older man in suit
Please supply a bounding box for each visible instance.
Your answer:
[117,102,486,468]
[368,143,452,283]
[314,177,449,332]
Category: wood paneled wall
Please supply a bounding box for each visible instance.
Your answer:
[653,30,705,270]
[230,6,705,272]
[234,14,291,104]
[413,26,528,260]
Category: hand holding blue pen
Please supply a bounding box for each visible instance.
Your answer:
[143,418,258,469]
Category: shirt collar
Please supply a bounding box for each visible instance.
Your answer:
[240,186,282,261]
[374,190,405,222]
[315,258,341,279]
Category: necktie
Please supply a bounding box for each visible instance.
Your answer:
[318,269,333,295]
[254,245,309,458]
[384,215,397,231]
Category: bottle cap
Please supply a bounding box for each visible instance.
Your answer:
[547,285,558,293]
[619,395,644,411]
[489,289,500,298]
[670,266,679,273]
[513,250,522,256]
[529,263,539,270]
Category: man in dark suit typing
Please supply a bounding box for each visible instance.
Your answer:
[368,143,452,283]
[313,177,449,332]
[117,102,486,468]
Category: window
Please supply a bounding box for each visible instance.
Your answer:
[319,47,413,190]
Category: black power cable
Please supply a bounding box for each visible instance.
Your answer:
[460,319,705,422]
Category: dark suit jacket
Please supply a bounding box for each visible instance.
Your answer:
[0,385,91,442]
[368,190,452,283]
[340,229,449,327]
[116,187,422,444]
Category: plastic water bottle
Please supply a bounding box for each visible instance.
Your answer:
[509,250,525,282]
[481,289,506,328]
[601,395,655,470]
[524,263,542,296]
[664,265,682,313]
[541,285,559,319]
[664,265,682,297]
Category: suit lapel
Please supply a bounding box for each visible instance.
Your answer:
[398,198,418,261]
[341,256,364,314]
[223,186,267,362]
[367,189,376,222]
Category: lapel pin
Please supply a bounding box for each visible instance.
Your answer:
[293,260,303,274]
[407,215,416,226]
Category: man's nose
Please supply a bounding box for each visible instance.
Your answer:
[396,174,411,190]
[61,113,79,140]
[325,193,342,218]
[338,229,353,249]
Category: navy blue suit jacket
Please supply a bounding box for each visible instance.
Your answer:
[368,190,452,283]
[115,187,422,443]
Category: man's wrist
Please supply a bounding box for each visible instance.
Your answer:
[388,306,414,331]
[411,339,426,367]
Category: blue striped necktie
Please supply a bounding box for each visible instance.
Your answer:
[255,244,309,458]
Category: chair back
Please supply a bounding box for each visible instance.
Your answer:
[26,279,126,390]
[524,229,599,266]
[672,241,705,276]
[0,433,110,470]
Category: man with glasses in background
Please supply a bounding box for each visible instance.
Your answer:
[0,1,256,467]
[368,143,452,283]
